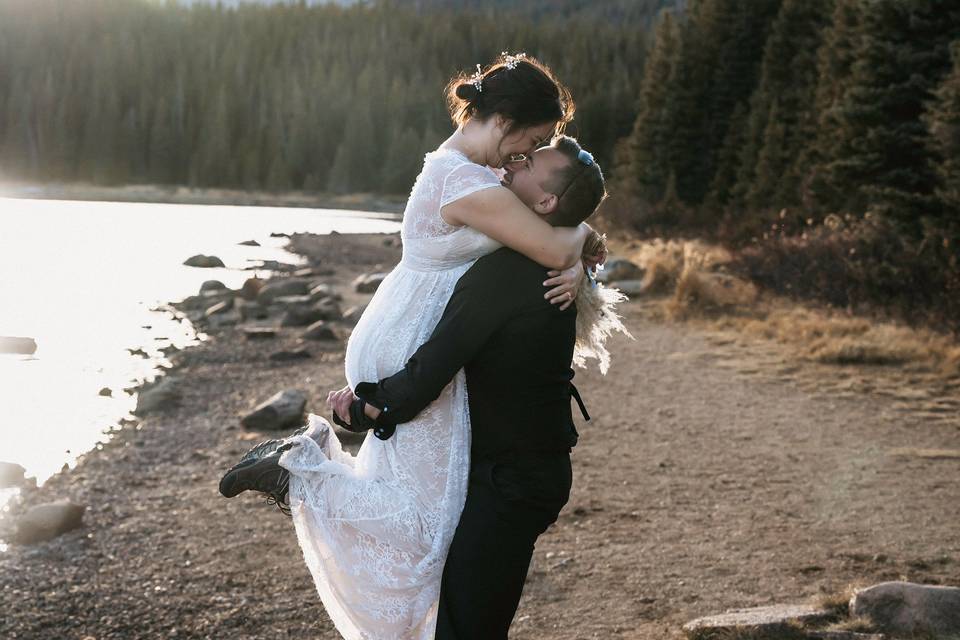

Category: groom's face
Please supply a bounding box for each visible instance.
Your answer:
[500,146,570,216]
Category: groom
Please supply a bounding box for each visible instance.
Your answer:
[334,134,607,639]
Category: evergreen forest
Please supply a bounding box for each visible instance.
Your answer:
[612,0,960,331]
[0,0,654,193]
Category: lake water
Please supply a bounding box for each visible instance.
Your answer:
[0,197,401,538]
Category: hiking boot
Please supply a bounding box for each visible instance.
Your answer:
[219,430,306,516]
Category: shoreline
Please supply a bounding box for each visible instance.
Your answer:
[0,232,957,639]
[0,181,407,215]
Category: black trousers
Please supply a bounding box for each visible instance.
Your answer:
[434,452,572,640]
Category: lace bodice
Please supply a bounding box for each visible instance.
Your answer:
[401,147,504,241]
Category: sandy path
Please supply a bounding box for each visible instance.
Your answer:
[1,235,958,640]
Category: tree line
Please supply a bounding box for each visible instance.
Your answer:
[612,0,959,331]
[0,0,654,193]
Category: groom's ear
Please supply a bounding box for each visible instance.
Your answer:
[533,192,559,216]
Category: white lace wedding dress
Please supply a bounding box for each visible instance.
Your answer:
[277,147,503,640]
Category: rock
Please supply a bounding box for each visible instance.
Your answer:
[309,283,341,302]
[806,633,886,640]
[14,501,86,544]
[0,461,26,488]
[272,294,315,307]
[608,279,645,297]
[238,239,260,246]
[597,258,643,283]
[342,305,367,326]
[199,280,227,294]
[302,320,338,341]
[683,604,832,639]
[293,267,316,278]
[236,298,270,321]
[277,297,341,327]
[256,278,312,305]
[183,254,225,268]
[353,272,388,294]
[134,376,181,416]
[98,387,112,397]
[269,349,312,362]
[245,259,299,272]
[0,336,37,355]
[850,581,960,636]
[240,277,265,301]
[127,347,149,358]
[241,390,306,431]
[206,309,241,329]
[269,232,289,238]
[243,327,278,340]
[204,299,234,317]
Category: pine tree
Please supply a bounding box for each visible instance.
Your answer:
[926,42,960,227]
[815,0,960,233]
[621,11,678,203]
[729,0,833,212]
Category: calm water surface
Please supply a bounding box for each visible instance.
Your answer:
[0,197,400,540]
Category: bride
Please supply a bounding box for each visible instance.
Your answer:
[226,53,598,640]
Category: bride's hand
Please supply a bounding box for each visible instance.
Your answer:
[326,384,356,424]
[543,260,584,311]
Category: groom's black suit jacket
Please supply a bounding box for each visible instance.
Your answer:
[354,246,584,461]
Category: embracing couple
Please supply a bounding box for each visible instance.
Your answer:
[219,52,625,640]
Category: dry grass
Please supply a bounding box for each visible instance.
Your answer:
[610,236,960,380]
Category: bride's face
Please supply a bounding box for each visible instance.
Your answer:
[491,119,556,168]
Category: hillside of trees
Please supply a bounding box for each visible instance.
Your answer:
[0,0,653,193]
[612,0,960,332]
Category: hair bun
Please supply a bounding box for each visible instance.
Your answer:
[455,82,479,101]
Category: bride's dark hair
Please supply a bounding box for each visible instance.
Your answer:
[445,53,575,140]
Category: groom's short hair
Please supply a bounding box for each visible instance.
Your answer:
[544,135,607,228]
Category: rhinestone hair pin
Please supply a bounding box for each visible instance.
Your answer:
[470,64,483,93]
[502,51,527,69]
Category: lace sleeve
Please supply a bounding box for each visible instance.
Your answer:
[439,162,502,209]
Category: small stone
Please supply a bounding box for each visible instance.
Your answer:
[682,604,832,639]
[0,336,37,355]
[269,349,312,362]
[238,239,260,246]
[243,327,278,340]
[199,280,227,294]
[0,461,27,488]
[353,272,388,294]
[98,387,112,397]
[183,254,225,268]
[15,501,86,544]
[301,320,338,341]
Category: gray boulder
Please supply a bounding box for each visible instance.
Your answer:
[597,258,643,283]
[134,375,182,416]
[0,336,37,355]
[256,278,312,305]
[279,298,341,327]
[241,390,306,431]
[15,501,86,544]
[238,239,260,246]
[850,581,960,636]
[353,272,388,294]
[682,604,832,639]
[0,461,26,488]
[239,276,265,301]
[183,254,225,268]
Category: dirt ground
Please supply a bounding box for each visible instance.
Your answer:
[1,232,958,640]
